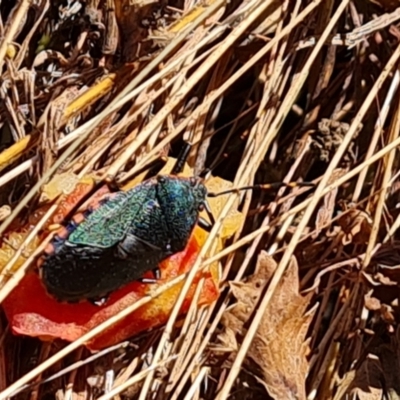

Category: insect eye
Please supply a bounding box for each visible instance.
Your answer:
[157,176,166,184]
[190,177,197,186]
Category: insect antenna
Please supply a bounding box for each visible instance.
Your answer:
[207,181,315,197]
[197,199,215,232]
[197,181,314,232]
[171,141,315,230]
[199,167,211,179]
[171,142,192,175]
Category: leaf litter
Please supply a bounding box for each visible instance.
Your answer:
[220,251,316,400]
[1,159,242,350]
[2,0,400,399]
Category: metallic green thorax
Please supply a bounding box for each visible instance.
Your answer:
[68,175,207,253]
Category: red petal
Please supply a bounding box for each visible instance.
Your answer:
[3,233,219,350]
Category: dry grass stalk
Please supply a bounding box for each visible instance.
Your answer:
[2,0,400,399]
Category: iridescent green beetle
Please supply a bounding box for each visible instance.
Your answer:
[39,145,313,305]
[39,144,213,305]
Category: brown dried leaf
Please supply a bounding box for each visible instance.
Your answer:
[364,291,381,311]
[381,304,395,324]
[362,271,398,286]
[379,327,400,398]
[337,209,372,245]
[334,355,383,400]
[221,251,314,400]
[0,231,40,275]
[217,327,238,352]
[335,327,400,399]
[40,173,94,203]
[220,252,277,338]
[315,168,346,235]
[0,205,11,222]
[114,0,150,60]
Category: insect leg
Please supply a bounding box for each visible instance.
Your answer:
[197,198,215,232]
[137,277,158,284]
[152,267,161,279]
[136,267,161,283]
[198,217,212,232]
[121,254,162,283]
[203,199,215,225]
[89,296,109,307]
[207,181,315,197]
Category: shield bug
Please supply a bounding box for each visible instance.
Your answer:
[38,144,313,305]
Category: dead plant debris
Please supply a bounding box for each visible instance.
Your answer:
[2,0,400,399]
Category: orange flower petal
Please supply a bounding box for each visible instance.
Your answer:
[3,232,219,350]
